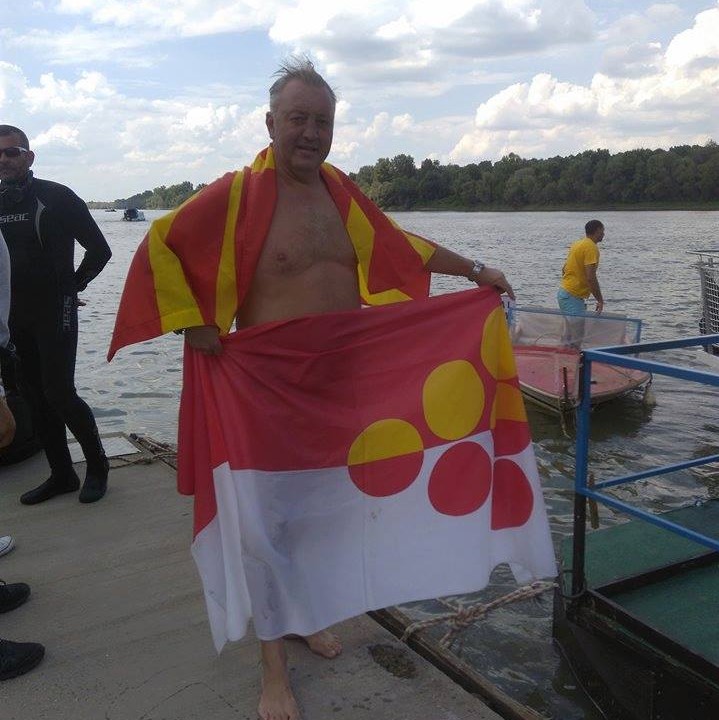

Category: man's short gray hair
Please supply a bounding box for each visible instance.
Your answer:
[269,56,337,112]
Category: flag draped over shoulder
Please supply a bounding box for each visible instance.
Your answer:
[180,287,556,651]
[107,146,436,360]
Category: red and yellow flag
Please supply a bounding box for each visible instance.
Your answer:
[108,147,436,360]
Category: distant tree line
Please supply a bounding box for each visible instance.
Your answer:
[88,141,719,211]
[349,141,719,210]
[88,180,206,210]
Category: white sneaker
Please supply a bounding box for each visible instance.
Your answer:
[0,535,15,557]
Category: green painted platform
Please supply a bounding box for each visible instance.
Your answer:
[561,500,719,667]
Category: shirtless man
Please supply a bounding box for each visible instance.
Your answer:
[184,58,514,720]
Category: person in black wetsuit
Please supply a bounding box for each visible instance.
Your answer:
[0,232,45,680]
[0,125,112,504]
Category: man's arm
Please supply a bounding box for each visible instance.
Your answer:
[585,264,603,312]
[64,188,113,291]
[425,244,515,299]
[0,232,14,448]
[0,230,10,350]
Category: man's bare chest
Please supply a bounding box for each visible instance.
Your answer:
[258,201,356,276]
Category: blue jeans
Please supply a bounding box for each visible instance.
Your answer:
[557,288,586,315]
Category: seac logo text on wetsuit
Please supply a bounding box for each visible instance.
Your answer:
[0,213,30,224]
[62,295,74,332]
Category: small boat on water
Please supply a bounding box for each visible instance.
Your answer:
[507,305,652,416]
[122,207,146,222]
[693,249,719,356]
[554,335,719,720]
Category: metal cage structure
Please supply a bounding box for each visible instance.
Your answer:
[692,250,719,355]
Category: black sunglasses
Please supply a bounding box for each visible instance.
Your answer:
[0,147,29,159]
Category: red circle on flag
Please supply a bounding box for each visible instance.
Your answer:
[492,419,531,457]
[428,441,492,516]
[348,451,424,497]
[491,458,534,529]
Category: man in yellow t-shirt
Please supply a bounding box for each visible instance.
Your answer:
[557,219,604,315]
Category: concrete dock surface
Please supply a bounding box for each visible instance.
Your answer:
[0,436,503,720]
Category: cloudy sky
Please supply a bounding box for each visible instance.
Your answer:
[1,0,718,201]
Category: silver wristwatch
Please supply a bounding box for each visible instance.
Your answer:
[468,260,485,280]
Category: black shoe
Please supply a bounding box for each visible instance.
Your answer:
[79,456,109,504]
[0,639,45,680]
[20,473,80,505]
[0,581,30,614]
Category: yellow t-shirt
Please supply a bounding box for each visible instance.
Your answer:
[560,237,600,299]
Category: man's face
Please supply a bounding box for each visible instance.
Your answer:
[265,79,335,181]
[0,133,34,183]
[593,226,605,243]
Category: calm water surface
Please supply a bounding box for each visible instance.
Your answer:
[79,209,719,719]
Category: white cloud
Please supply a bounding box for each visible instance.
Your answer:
[2,61,272,198]
[391,113,414,132]
[646,4,683,24]
[0,61,27,105]
[3,1,719,198]
[57,0,276,35]
[665,5,719,69]
[24,71,116,114]
[26,2,597,80]
[6,1,279,66]
[328,137,360,162]
[32,124,82,149]
[474,74,596,131]
[334,99,352,122]
[451,9,719,163]
[599,3,716,79]
[363,112,391,140]
[7,26,161,66]
[444,0,593,53]
[376,15,416,41]
[601,43,664,79]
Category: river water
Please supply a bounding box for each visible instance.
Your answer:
[79,209,719,719]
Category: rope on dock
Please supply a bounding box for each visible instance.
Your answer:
[111,434,178,467]
[400,580,556,648]
[113,451,177,466]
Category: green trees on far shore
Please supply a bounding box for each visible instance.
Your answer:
[88,140,719,211]
[350,141,719,210]
[87,181,206,210]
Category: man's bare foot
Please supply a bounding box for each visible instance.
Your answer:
[258,676,300,720]
[259,639,300,720]
[286,629,342,659]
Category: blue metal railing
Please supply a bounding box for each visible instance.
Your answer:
[572,334,719,595]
